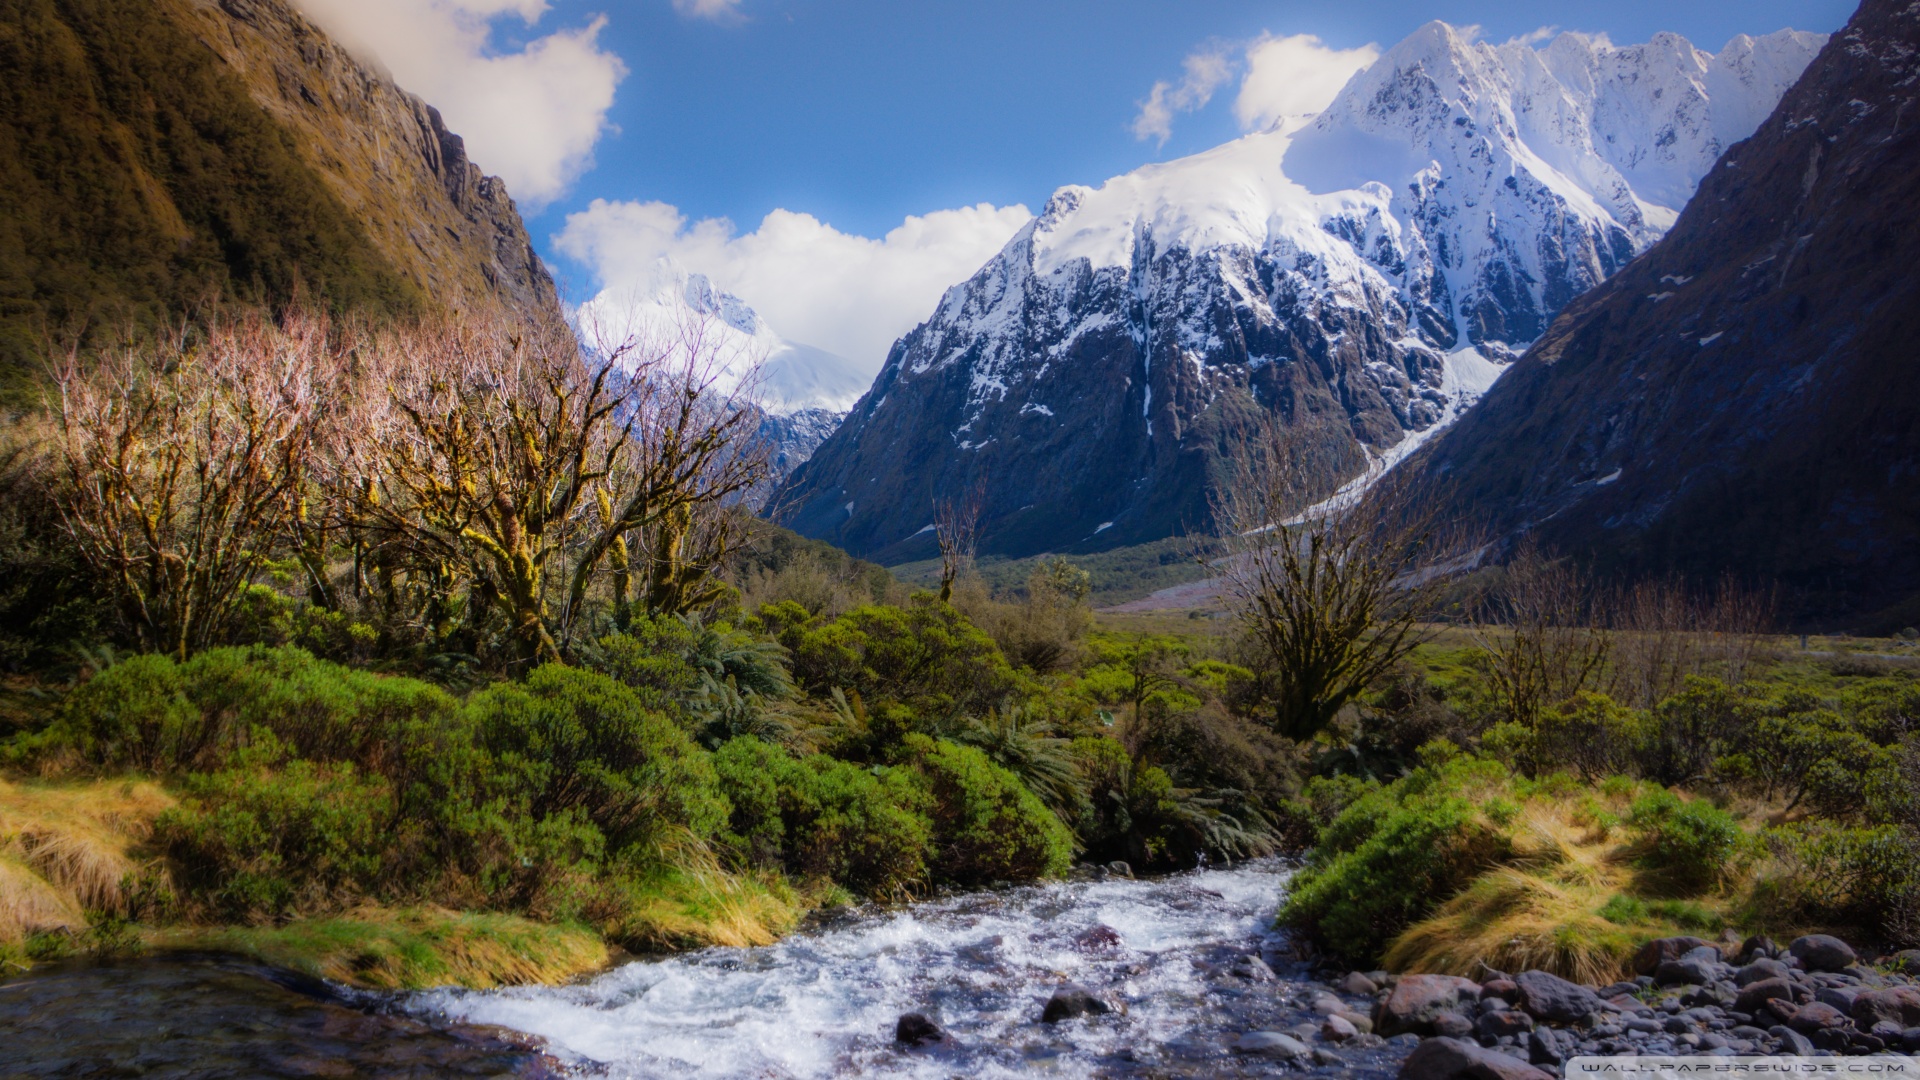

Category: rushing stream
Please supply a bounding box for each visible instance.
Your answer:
[2,860,1411,1079]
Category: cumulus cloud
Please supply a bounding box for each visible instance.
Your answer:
[295,0,625,206]
[557,200,1034,373]
[1132,33,1380,144]
[672,0,746,22]
[1130,46,1236,145]
[1232,34,1381,133]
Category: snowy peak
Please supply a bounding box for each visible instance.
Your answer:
[578,258,866,416]
[771,20,1825,563]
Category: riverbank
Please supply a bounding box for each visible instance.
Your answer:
[0,774,811,989]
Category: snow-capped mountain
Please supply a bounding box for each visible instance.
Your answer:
[773,22,1823,561]
[577,260,867,478]
[1403,0,1920,623]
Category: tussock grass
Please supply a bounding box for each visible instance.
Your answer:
[0,777,174,937]
[610,834,806,952]
[1385,786,1749,983]
[170,907,610,990]
[0,855,85,943]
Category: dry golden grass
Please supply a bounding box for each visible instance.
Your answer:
[0,778,175,939]
[0,855,86,943]
[1385,789,1752,983]
[612,836,806,952]
[167,906,611,990]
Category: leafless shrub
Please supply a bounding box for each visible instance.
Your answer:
[1603,573,1774,707]
[934,481,982,604]
[50,315,323,657]
[1214,417,1471,740]
[328,310,769,667]
[1470,540,1612,728]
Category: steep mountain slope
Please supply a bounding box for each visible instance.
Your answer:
[1400,0,1920,626]
[0,0,558,394]
[772,24,1822,563]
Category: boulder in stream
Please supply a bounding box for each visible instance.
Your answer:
[1041,984,1112,1023]
[894,1012,947,1047]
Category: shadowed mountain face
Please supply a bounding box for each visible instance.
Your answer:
[1403,0,1920,626]
[0,0,559,393]
[768,24,1820,565]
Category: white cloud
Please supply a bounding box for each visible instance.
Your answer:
[294,0,625,206]
[1131,46,1236,145]
[1233,34,1381,133]
[556,200,1034,373]
[1132,33,1380,144]
[672,0,746,22]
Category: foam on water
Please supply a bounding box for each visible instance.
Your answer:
[405,861,1366,1079]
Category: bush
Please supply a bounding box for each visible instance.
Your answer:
[157,761,391,920]
[1626,788,1752,893]
[465,665,728,857]
[781,599,1019,722]
[1281,755,1514,963]
[908,735,1073,885]
[32,653,198,771]
[711,737,930,898]
[1532,693,1646,781]
[1749,823,1920,943]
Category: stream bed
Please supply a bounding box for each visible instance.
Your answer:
[2,860,1410,1079]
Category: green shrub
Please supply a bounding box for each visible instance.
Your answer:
[1534,693,1646,781]
[1281,756,1514,963]
[157,761,391,920]
[907,735,1072,885]
[1626,788,1751,893]
[35,653,198,771]
[1749,822,1920,939]
[465,665,727,857]
[711,737,931,898]
[783,599,1019,722]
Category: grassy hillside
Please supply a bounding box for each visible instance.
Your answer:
[0,0,421,399]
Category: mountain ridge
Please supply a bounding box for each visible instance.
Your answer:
[1396,0,1920,626]
[771,22,1822,563]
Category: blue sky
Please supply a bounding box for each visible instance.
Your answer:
[540,0,1854,238]
[300,0,1856,369]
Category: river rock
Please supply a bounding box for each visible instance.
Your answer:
[1888,950,1920,975]
[1377,975,1483,1036]
[1041,984,1111,1023]
[1854,987,1920,1028]
[1738,935,1781,963]
[895,1012,946,1047]
[1433,1011,1475,1039]
[1344,971,1381,995]
[1513,970,1604,1024]
[1235,1031,1309,1059]
[1769,1025,1816,1055]
[1476,1010,1535,1041]
[1073,925,1122,951]
[1481,979,1519,1002]
[1226,955,1276,982]
[1785,1002,1853,1036]
[1789,935,1857,973]
[1635,938,1713,976]
[1527,1026,1569,1066]
[1399,1036,1555,1080]
[1816,986,1864,1014]
[1656,957,1716,986]
[1735,978,1798,1015]
[1324,1014,1360,1041]
[1737,959,1793,987]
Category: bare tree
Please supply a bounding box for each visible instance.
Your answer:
[1470,540,1612,729]
[934,480,983,604]
[1604,572,1773,708]
[1215,417,1465,741]
[51,315,321,658]
[329,311,768,668]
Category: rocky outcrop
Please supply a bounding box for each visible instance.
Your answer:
[1400,0,1920,625]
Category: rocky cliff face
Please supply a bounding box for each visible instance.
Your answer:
[1401,0,1920,625]
[185,0,559,323]
[0,0,558,392]
[771,23,1821,563]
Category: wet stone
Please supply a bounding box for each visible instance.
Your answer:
[894,1012,946,1047]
